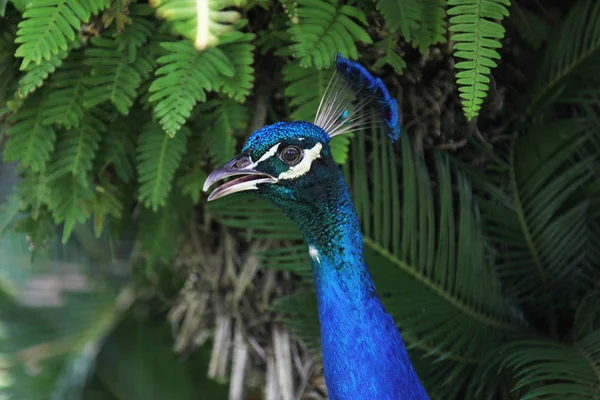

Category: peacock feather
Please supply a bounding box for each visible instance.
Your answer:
[204,54,429,400]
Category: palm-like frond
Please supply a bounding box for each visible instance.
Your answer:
[150,0,248,50]
[447,0,510,120]
[148,40,234,136]
[136,123,189,211]
[14,0,110,69]
[497,330,600,399]
[528,0,600,112]
[509,3,550,50]
[471,119,598,312]
[288,0,372,68]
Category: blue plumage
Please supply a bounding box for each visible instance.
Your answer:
[204,57,428,399]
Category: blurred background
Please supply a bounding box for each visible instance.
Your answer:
[0,0,599,399]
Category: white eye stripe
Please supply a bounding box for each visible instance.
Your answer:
[277,142,322,180]
[247,143,281,169]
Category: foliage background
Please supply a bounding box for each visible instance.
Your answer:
[0,0,599,399]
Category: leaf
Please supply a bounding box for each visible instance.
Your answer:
[84,37,145,115]
[509,3,551,50]
[194,100,248,166]
[47,177,94,243]
[150,0,248,50]
[373,37,407,75]
[16,50,69,100]
[43,53,88,129]
[148,40,234,136]
[136,122,189,211]
[14,0,110,69]
[47,114,104,185]
[288,0,372,68]
[4,92,56,172]
[447,0,511,120]
[219,33,255,102]
[527,0,600,113]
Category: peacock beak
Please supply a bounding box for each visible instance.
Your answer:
[203,153,277,201]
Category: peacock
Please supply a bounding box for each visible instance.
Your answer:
[203,54,429,400]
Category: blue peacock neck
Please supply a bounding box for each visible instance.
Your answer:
[272,168,429,400]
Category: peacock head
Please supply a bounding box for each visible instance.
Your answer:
[203,54,400,206]
[202,120,337,205]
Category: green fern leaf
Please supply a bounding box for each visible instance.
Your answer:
[148,41,234,136]
[47,176,94,243]
[114,4,155,62]
[177,165,207,203]
[137,122,189,211]
[83,37,144,115]
[194,100,248,166]
[4,92,56,172]
[47,114,104,185]
[15,171,51,220]
[373,37,407,75]
[414,0,447,52]
[448,0,510,120]
[42,53,88,128]
[528,0,600,112]
[90,180,122,238]
[288,0,372,68]
[97,116,140,183]
[150,0,248,50]
[376,0,421,41]
[0,28,17,108]
[510,3,550,50]
[218,33,255,102]
[15,50,68,100]
[14,0,110,69]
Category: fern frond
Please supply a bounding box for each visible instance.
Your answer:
[448,0,511,120]
[414,0,447,52]
[376,0,421,42]
[510,3,550,50]
[14,0,110,69]
[15,171,51,220]
[83,37,144,115]
[46,176,94,243]
[373,37,407,75]
[42,53,88,128]
[136,123,189,211]
[15,50,69,101]
[218,33,255,102]
[90,180,122,238]
[150,0,248,50]
[46,114,104,185]
[0,29,17,108]
[177,165,207,203]
[137,193,191,263]
[4,92,56,172]
[148,41,234,135]
[101,0,135,32]
[283,62,351,163]
[528,0,600,113]
[113,4,155,62]
[97,116,140,183]
[194,100,248,166]
[288,0,372,68]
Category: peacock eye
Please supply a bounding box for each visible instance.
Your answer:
[280,145,303,165]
